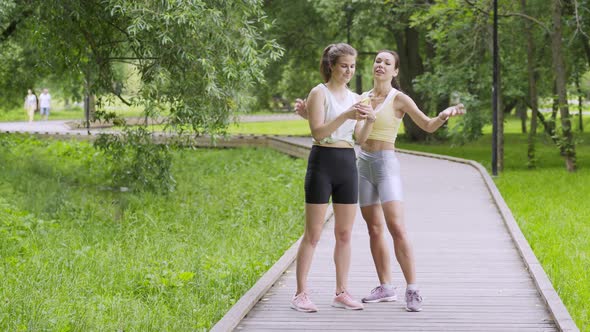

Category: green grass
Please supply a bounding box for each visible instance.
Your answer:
[0,135,305,331]
[0,100,145,122]
[228,119,310,136]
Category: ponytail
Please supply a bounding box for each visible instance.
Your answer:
[320,43,357,82]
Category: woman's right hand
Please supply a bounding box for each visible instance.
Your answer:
[346,102,373,121]
[295,98,308,119]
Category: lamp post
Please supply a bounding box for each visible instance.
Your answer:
[345,4,353,45]
[492,0,498,176]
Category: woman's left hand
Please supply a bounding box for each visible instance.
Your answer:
[438,103,466,121]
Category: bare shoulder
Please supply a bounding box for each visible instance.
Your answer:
[308,85,326,101]
[393,92,417,110]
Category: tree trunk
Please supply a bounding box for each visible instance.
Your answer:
[394,26,429,141]
[551,0,576,171]
[517,101,527,134]
[533,111,557,142]
[521,0,538,168]
[575,75,584,132]
[579,28,590,68]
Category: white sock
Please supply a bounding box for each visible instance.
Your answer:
[406,284,418,291]
[382,283,395,290]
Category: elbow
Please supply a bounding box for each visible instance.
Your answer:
[424,123,438,133]
[311,131,325,142]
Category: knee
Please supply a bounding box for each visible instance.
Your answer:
[303,233,321,248]
[389,223,408,242]
[366,222,385,239]
[334,229,352,244]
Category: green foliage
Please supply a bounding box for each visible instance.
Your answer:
[0,135,306,330]
[94,127,175,193]
[1,0,283,134]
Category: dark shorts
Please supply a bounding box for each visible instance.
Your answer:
[304,145,358,204]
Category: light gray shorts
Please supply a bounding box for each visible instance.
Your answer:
[358,149,403,207]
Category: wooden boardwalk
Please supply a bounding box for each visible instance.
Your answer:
[213,137,578,332]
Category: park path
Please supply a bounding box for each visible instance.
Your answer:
[213,137,578,332]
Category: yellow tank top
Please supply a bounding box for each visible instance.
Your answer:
[366,89,403,144]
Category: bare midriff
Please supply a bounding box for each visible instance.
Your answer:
[313,141,354,149]
[360,139,395,152]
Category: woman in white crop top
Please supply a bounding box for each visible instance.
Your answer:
[290,43,375,313]
[295,50,465,312]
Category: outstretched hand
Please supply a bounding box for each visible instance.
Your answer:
[295,98,308,119]
[438,103,466,121]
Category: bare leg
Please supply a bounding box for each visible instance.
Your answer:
[381,200,416,284]
[332,203,357,294]
[360,204,393,285]
[27,108,34,122]
[295,203,329,295]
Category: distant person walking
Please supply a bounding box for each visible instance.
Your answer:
[39,88,52,120]
[24,89,37,123]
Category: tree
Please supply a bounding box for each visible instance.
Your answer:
[550,0,576,171]
[1,0,283,192]
[1,0,283,134]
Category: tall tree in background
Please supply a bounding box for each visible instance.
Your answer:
[550,0,576,171]
[521,0,540,168]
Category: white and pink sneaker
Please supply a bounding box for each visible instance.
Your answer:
[290,292,318,313]
[332,290,364,310]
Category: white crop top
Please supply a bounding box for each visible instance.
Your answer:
[312,84,357,146]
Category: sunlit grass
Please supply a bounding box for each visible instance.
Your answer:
[0,135,305,331]
[227,119,310,136]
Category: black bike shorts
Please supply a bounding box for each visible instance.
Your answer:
[304,145,358,204]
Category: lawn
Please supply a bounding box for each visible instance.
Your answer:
[0,134,306,331]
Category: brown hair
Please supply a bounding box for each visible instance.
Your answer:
[320,43,357,83]
[376,49,401,90]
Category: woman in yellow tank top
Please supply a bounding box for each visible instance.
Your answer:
[355,50,465,312]
[296,50,465,312]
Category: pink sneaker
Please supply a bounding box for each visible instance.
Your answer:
[290,292,318,313]
[332,291,364,310]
